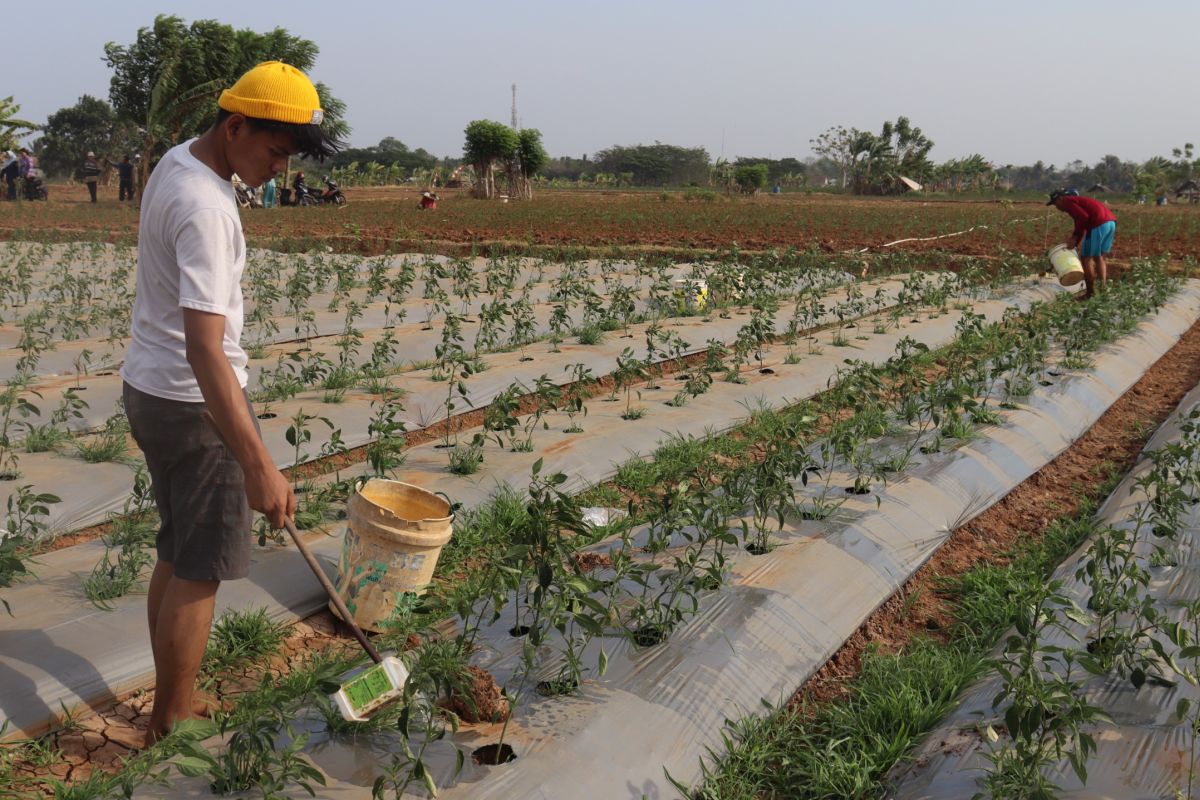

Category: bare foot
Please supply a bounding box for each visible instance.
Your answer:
[141,709,208,750]
[192,691,220,718]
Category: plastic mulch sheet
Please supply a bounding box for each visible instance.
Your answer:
[0,279,1073,741]
[0,272,897,540]
[887,379,1200,799]
[132,288,1200,796]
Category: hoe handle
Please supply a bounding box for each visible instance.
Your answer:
[284,518,383,664]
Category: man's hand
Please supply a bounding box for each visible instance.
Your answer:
[185,308,294,528]
[244,465,295,530]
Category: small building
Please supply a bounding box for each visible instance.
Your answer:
[1087,183,1111,193]
[1176,180,1200,204]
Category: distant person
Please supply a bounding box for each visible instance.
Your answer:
[120,60,341,746]
[262,175,276,208]
[1,151,16,201]
[292,170,308,203]
[1048,188,1115,300]
[418,190,438,210]
[19,148,40,199]
[116,155,135,201]
[18,148,34,180]
[83,151,101,202]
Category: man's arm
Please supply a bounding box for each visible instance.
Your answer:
[183,308,294,528]
[1060,200,1087,248]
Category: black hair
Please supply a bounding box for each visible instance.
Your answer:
[215,108,343,161]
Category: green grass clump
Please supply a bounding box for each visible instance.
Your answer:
[684,487,1112,799]
[203,606,289,678]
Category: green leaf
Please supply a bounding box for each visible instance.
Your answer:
[174,756,212,777]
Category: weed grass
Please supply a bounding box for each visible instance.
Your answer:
[683,488,1115,799]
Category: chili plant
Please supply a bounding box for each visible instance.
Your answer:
[979,579,1106,800]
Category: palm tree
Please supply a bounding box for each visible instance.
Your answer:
[0,97,38,152]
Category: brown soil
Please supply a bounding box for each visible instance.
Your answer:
[3,610,354,792]
[794,317,1200,710]
[570,551,614,572]
[5,187,1196,260]
[447,666,510,724]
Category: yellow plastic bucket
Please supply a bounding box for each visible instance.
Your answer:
[333,479,454,632]
[1048,244,1085,287]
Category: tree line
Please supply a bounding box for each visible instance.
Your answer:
[8,27,1197,201]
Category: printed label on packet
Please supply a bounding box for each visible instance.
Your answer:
[343,663,392,711]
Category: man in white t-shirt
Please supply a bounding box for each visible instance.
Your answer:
[120,61,342,745]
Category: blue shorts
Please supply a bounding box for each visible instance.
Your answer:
[1080,220,1115,257]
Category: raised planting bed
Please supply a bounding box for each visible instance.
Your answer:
[2,239,964,536]
[0,268,1069,741]
[29,269,1185,798]
[888,379,1200,798]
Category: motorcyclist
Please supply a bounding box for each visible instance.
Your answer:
[292,170,308,203]
[320,175,343,203]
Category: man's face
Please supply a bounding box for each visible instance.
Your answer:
[224,115,298,188]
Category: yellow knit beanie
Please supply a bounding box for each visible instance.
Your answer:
[218,61,324,125]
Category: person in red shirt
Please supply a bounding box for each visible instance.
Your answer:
[1048,189,1116,299]
[418,190,438,210]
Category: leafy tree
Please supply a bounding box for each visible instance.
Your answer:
[34,96,139,178]
[591,143,711,186]
[0,97,38,152]
[936,154,992,193]
[733,156,805,187]
[463,120,518,199]
[1171,143,1197,185]
[514,128,548,199]
[733,163,769,193]
[845,116,935,195]
[810,125,863,189]
[328,137,438,175]
[103,14,348,196]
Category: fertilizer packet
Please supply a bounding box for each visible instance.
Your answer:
[581,507,626,528]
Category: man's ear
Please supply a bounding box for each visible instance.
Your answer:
[222,113,248,142]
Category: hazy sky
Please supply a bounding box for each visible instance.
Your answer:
[11,0,1199,167]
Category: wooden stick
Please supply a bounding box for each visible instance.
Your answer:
[283,518,382,664]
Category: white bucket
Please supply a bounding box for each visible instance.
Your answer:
[334,480,454,633]
[1048,245,1084,287]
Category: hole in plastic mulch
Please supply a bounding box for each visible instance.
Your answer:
[472,743,517,766]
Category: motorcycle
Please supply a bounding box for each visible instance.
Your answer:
[23,170,48,201]
[232,175,255,208]
[285,177,344,207]
[289,180,319,206]
[319,176,346,205]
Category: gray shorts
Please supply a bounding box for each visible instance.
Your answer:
[123,382,258,581]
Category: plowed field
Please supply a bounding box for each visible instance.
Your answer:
[4,184,1197,258]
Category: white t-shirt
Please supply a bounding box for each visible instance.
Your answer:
[121,140,248,402]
